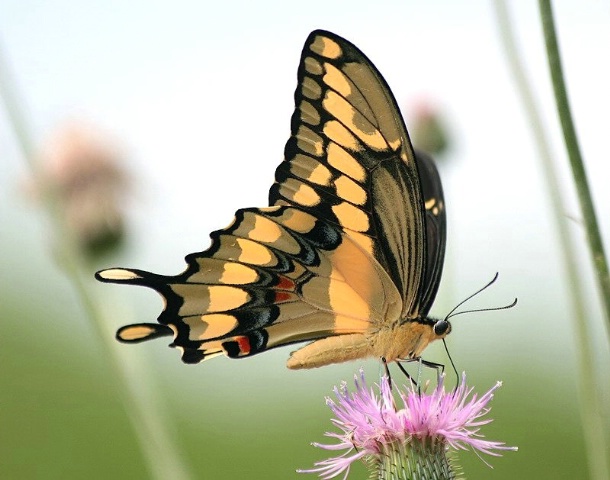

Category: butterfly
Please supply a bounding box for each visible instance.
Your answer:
[96,30,450,369]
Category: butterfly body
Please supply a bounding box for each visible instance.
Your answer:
[286,319,443,369]
[97,30,449,369]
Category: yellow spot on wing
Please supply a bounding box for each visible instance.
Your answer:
[290,154,332,186]
[280,179,321,207]
[191,257,261,284]
[275,208,317,234]
[247,215,282,243]
[323,120,359,151]
[236,238,274,265]
[322,63,351,97]
[207,286,250,312]
[185,314,239,341]
[292,183,321,206]
[334,175,367,205]
[118,325,157,341]
[308,163,332,186]
[327,142,366,182]
[237,212,301,255]
[389,138,402,151]
[310,35,342,59]
[172,284,250,315]
[219,263,259,284]
[332,202,369,232]
[323,91,387,150]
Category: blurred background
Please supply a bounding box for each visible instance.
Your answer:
[1,1,609,478]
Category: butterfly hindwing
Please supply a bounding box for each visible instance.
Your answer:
[96,30,447,368]
[415,151,446,316]
[97,204,396,364]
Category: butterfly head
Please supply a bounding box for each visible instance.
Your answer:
[433,318,452,337]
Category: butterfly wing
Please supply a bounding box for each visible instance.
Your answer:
[414,150,446,316]
[97,205,399,364]
[270,30,431,319]
[96,30,444,367]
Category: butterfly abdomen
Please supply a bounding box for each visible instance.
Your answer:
[286,333,372,369]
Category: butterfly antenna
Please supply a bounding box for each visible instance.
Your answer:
[446,297,518,321]
[443,272,500,319]
[439,273,515,390]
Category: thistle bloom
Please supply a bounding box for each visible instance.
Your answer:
[301,370,516,479]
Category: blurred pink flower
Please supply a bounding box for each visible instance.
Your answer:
[410,98,451,156]
[35,123,128,256]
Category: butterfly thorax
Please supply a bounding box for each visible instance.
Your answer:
[369,318,441,362]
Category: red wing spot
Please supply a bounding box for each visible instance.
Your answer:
[237,336,251,356]
[276,276,296,291]
[274,291,293,303]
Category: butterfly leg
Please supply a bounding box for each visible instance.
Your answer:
[396,357,446,392]
[395,360,417,388]
[419,358,445,386]
[381,357,394,390]
[382,357,415,392]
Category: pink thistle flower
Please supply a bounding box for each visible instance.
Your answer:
[300,369,516,479]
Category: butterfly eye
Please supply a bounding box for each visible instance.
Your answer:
[433,320,451,336]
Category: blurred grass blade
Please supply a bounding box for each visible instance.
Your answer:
[538,0,610,338]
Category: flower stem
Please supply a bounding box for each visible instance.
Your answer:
[538,0,610,339]
[0,42,193,480]
[372,438,456,480]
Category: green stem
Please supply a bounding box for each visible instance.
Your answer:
[538,0,610,338]
[371,438,457,480]
[0,43,193,480]
[494,1,609,478]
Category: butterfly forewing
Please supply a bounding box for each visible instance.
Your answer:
[270,30,428,318]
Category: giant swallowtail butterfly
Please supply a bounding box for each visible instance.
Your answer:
[96,30,449,369]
